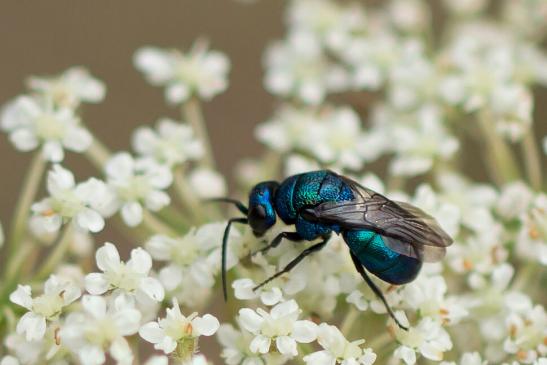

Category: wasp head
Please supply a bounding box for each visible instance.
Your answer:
[248,181,279,237]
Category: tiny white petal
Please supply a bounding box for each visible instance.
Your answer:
[121,202,143,227]
[85,273,109,295]
[139,322,165,344]
[276,336,298,356]
[192,314,220,336]
[17,312,46,341]
[139,277,165,302]
[95,242,121,271]
[249,335,271,354]
[292,320,318,343]
[9,285,33,310]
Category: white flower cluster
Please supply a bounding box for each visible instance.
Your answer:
[256,0,547,178]
[1,68,103,162]
[5,242,219,365]
[217,299,376,365]
[134,41,230,104]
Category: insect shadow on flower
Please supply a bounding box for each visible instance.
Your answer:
[213,170,453,331]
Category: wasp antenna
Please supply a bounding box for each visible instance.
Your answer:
[208,197,248,215]
[221,217,248,302]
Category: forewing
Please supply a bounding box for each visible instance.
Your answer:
[308,174,452,262]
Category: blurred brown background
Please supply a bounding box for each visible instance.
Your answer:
[0,0,284,228]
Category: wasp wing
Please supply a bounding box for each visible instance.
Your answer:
[305,174,453,262]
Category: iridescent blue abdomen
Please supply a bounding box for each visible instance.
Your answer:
[343,230,422,285]
[275,171,354,240]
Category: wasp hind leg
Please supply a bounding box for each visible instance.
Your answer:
[253,233,331,291]
[349,252,409,331]
[252,231,304,257]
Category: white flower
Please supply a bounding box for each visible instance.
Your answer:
[105,152,172,226]
[256,105,370,169]
[85,242,164,303]
[4,327,62,364]
[388,0,429,32]
[264,32,348,104]
[31,164,115,233]
[146,223,240,302]
[238,300,317,357]
[134,42,230,104]
[143,355,169,365]
[0,95,92,161]
[401,273,468,325]
[304,323,376,365]
[9,275,81,341]
[393,314,453,364]
[27,67,106,108]
[388,106,459,177]
[217,322,287,365]
[496,182,534,220]
[233,278,283,306]
[188,168,227,199]
[440,352,487,365]
[62,295,141,365]
[0,356,19,365]
[503,303,547,363]
[139,298,219,357]
[515,193,547,265]
[132,118,203,166]
[287,0,366,51]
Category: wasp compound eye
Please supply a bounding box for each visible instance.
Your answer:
[249,205,270,236]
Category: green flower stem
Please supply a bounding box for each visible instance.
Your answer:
[36,224,74,280]
[340,306,359,336]
[511,262,540,292]
[182,97,216,169]
[173,167,206,223]
[521,129,543,191]
[142,210,178,237]
[1,242,34,298]
[368,331,392,351]
[477,112,520,186]
[1,153,46,279]
[86,138,111,169]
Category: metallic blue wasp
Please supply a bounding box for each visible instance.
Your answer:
[215,170,453,330]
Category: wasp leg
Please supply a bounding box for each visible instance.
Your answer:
[222,217,248,301]
[253,234,330,291]
[349,252,409,331]
[252,231,303,257]
[208,197,249,215]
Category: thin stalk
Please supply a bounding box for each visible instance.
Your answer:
[2,153,46,277]
[142,210,178,237]
[521,129,542,191]
[173,167,205,223]
[182,97,216,169]
[340,306,359,335]
[86,138,111,169]
[511,262,539,292]
[1,242,34,296]
[36,224,74,280]
[476,112,520,186]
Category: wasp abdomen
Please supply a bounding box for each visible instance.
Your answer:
[343,230,422,285]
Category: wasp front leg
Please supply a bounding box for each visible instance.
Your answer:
[252,231,303,257]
